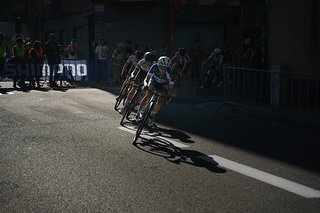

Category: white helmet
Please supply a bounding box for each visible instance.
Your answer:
[157,56,171,69]
[213,48,222,55]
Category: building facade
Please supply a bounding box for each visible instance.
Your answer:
[0,0,319,73]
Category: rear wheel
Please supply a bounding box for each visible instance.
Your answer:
[120,94,137,125]
[114,83,129,111]
[196,71,214,95]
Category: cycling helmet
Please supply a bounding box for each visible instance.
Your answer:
[178,47,186,56]
[157,56,171,69]
[144,52,156,62]
[134,50,144,60]
[213,48,222,55]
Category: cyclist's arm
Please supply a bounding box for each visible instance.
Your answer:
[121,62,130,75]
[130,66,140,79]
[144,74,151,87]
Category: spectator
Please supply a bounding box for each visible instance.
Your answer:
[160,45,168,56]
[0,32,10,83]
[11,36,26,88]
[95,38,109,60]
[125,39,134,60]
[28,40,44,88]
[189,40,205,85]
[95,38,110,81]
[145,41,154,52]
[90,40,98,59]
[66,38,79,59]
[112,43,125,85]
[43,33,61,88]
[24,38,32,58]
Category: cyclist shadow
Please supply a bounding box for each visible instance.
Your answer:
[133,138,226,174]
[147,125,196,144]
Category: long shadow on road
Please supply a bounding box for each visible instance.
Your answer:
[133,138,226,174]
[77,81,320,173]
[156,102,320,173]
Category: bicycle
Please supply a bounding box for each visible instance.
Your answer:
[196,66,224,95]
[133,90,160,143]
[196,68,215,95]
[114,79,131,111]
[120,82,146,125]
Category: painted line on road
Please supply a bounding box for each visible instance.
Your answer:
[199,155,320,198]
[119,126,320,198]
[117,126,190,148]
[0,92,14,95]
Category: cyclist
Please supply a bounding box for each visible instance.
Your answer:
[118,52,157,114]
[202,48,224,88]
[116,50,144,100]
[135,56,174,124]
[120,49,144,80]
[171,47,190,88]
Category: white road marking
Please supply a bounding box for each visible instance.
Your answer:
[199,155,320,198]
[0,92,14,95]
[117,126,190,148]
[118,125,320,198]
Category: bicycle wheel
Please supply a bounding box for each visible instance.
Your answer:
[133,102,153,143]
[197,77,209,95]
[196,72,213,95]
[114,83,129,110]
[120,92,138,125]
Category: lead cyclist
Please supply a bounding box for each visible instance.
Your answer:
[135,56,174,124]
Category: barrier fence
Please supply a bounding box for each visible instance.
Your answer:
[217,66,320,123]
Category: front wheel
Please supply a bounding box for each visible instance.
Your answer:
[133,102,153,143]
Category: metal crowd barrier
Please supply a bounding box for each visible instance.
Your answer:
[217,66,320,124]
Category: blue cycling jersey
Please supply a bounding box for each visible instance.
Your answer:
[147,63,174,84]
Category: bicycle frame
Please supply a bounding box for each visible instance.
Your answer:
[133,90,160,143]
[120,83,145,125]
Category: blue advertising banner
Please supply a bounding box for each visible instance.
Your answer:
[4,58,109,82]
[4,59,88,81]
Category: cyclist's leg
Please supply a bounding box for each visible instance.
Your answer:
[118,76,130,95]
[139,84,154,109]
[154,83,169,113]
[155,94,167,112]
[118,84,137,113]
[125,84,137,105]
[135,86,154,120]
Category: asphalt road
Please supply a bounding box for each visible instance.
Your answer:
[0,83,319,212]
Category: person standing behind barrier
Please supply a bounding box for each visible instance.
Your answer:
[95,38,110,81]
[67,38,79,59]
[112,43,124,85]
[0,32,10,83]
[12,36,26,88]
[189,40,205,85]
[125,39,134,60]
[29,41,44,88]
[44,33,61,88]
[145,41,154,52]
